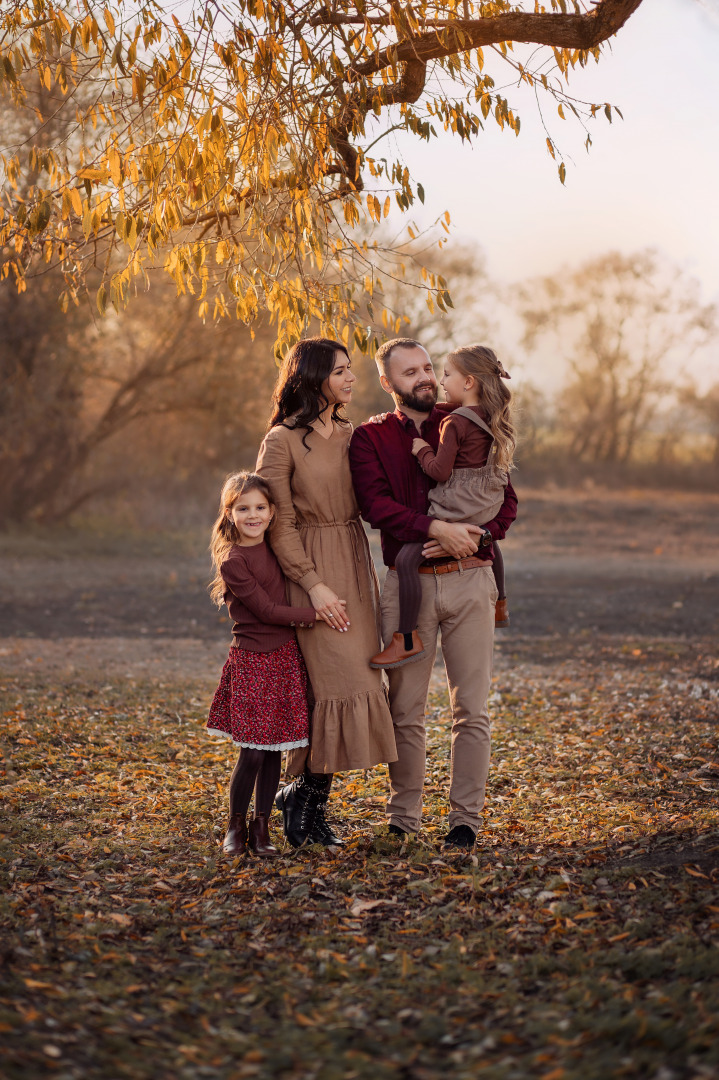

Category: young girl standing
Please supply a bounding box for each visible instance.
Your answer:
[207,472,329,856]
[370,345,515,670]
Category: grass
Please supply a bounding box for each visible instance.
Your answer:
[1,642,718,1080]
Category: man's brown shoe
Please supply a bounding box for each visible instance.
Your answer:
[370,631,425,670]
[495,599,510,628]
[223,814,248,856]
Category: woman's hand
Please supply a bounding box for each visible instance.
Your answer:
[368,412,391,424]
[309,583,350,631]
[315,611,347,630]
[411,438,430,456]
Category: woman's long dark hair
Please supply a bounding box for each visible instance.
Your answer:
[268,337,351,450]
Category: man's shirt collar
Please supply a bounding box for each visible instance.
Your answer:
[393,406,441,431]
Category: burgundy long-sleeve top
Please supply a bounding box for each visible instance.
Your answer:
[349,405,517,568]
[221,541,316,653]
[416,406,494,481]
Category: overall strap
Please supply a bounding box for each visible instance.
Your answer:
[453,406,494,440]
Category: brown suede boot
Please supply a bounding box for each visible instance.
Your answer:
[223,814,248,855]
[370,631,425,670]
[248,814,279,857]
[495,599,510,628]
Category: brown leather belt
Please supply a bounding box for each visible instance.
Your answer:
[389,556,492,575]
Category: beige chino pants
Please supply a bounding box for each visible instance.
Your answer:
[381,563,497,835]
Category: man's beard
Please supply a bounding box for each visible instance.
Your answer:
[393,384,438,413]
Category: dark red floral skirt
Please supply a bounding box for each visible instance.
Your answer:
[207,639,310,750]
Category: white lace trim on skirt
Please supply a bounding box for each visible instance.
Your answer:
[206,727,309,752]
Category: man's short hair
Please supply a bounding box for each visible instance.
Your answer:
[374,338,424,378]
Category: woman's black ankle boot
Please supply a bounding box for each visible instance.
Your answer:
[309,790,345,847]
[275,772,322,847]
[276,771,337,847]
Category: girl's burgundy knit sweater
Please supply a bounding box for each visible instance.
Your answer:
[221,541,315,653]
[415,406,494,481]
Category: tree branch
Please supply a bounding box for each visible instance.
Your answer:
[375,58,426,106]
[349,0,644,79]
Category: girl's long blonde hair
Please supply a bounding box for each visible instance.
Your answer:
[208,472,274,607]
[448,344,515,472]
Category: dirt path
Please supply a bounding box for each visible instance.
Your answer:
[503,487,719,643]
[1,488,717,681]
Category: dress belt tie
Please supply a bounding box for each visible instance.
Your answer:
[298,518,361,528]
[297,517,366,602]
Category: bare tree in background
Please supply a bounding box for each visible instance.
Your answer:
[511,381,553,463]
[0,266,88,524]
[0,272,276,527]
[680,382,719,471]
[377,242,495,355]
[519,251,717,465]
[0,83,280,528]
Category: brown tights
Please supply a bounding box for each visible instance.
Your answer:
[394,541,506,641]
[229,747,282,820]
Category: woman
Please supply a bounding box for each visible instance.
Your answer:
[256,337,396,847]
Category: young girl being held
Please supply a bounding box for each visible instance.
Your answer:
[207,472,337,856]
[370,345,515,670]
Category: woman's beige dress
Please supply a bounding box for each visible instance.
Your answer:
[256,420,397,774]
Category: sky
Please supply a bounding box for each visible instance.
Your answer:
[383,0,719,388]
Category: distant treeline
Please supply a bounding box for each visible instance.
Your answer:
[1,248,716,529]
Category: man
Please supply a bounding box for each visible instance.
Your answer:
[348,338,517,850]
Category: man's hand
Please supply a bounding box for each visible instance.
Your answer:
[423,521,484,560]
[411,437,430,456]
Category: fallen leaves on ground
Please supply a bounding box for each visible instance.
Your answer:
[1,638,718,1080]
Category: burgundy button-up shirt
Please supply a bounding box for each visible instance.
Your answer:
[349,405,518,568]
